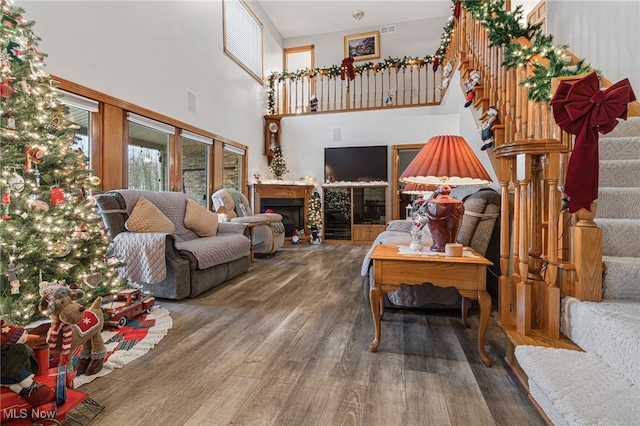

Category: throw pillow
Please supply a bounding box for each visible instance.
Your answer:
[125,197,175,234]
[184,198,218,237]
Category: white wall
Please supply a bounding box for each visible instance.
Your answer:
[546,1,640,93]
[21,0,282,177]
[283,16,447,69]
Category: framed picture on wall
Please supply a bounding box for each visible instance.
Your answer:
[344,31,380,61]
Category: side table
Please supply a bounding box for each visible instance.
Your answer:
[245,220,270,262]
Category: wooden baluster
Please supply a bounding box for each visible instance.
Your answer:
[359,73,363,109]
[529,156,545,330]
[516,153,532,336]
[545,153,561,338]
[499,157,514,326]
[511,161,521,305]
[410,64,414,105]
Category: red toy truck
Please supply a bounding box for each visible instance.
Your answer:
[101,288,155,328]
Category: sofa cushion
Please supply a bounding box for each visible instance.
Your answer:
[184,198,218,237]
[174,234,250,269]
[125,197,175,234]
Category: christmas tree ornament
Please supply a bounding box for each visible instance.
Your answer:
[44,115,60,129]
[2,189,11,219]
[33,166,40,187]
[50,186,65,205]
[89,175,101,186]
[25,146,44,172]
[19,77,30,94]
[5,39,21,62]
[82,272,102,288]
[7,261,20,294]
[31,199,49,212]
[51,240,71,257]
[1,12,18,32]
[1,77,14,98]
[0,50,11,71]
[8,171,24,192]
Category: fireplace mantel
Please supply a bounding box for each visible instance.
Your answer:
[249,183,316,231]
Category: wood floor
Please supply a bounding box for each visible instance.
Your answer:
[79,244,543,426]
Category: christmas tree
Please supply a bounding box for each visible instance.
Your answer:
[268,145,289,179]
[0,1,125,325]
[307,190,322,231]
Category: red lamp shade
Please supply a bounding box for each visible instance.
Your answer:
[401,182,438,195]
[399,135,492,252]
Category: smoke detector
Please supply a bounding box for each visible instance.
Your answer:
[352,10,364,21]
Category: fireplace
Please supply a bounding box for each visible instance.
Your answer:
[250,183,316,239]
[261,198,304,237]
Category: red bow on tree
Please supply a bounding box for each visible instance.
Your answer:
[551,72,636,213]
[341,57,355,81]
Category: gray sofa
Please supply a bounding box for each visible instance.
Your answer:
[361,187,501,308]
[95,190,251,300]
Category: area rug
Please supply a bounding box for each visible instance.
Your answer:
[72,307,172,387]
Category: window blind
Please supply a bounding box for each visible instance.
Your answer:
[126,113,174,134]
[181,130,213,145]
[57,91,99,112]
[224,144,245,156]
[223,0,263,82]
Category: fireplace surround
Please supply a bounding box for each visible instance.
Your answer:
[250,183,316,238]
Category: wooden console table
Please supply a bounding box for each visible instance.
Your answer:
[368,244,494,367]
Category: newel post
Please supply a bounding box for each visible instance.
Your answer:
[572,204,603,302]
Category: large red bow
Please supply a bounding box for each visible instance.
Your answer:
[551,72,636,212]
[341,57,355,81]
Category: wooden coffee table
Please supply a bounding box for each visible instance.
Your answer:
[368,244,494,367]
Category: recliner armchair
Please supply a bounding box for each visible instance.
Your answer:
[211,188,285,255]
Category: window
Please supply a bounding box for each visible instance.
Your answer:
[127,114,173,192]
[223,144,245,191]
[58,91,98,169]
[181,130,212,208]
[223,0,263,83]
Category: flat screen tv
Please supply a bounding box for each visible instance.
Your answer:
[324,145,388,182]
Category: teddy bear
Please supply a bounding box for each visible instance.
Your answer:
[38,281,106,377]
[1,320,56,406]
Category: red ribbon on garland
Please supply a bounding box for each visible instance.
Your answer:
[340,57,355,81]
[551,72,636,213]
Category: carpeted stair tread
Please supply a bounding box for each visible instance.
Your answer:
[595,218,640,257]
[515,345,640,426]
[603,255,640,301]
[599,136,640,161]
[596,188,640,219]
[562,297,640,388]
[599,160,640,187]
[604,117,640,138]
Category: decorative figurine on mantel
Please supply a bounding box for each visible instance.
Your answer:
[268,145,289,180]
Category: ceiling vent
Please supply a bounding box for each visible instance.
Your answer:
[380,25,396,35]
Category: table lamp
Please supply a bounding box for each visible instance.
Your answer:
[399,135,492,252]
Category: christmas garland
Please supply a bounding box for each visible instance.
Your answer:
[267,0,595,111]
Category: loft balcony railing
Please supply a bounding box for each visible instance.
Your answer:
[267,61,446,115]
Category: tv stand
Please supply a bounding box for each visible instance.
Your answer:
[322,183,388,244]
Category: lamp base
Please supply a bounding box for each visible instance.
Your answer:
[426,186,465,252]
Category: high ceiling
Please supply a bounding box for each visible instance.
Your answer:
[257,0,454,39]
